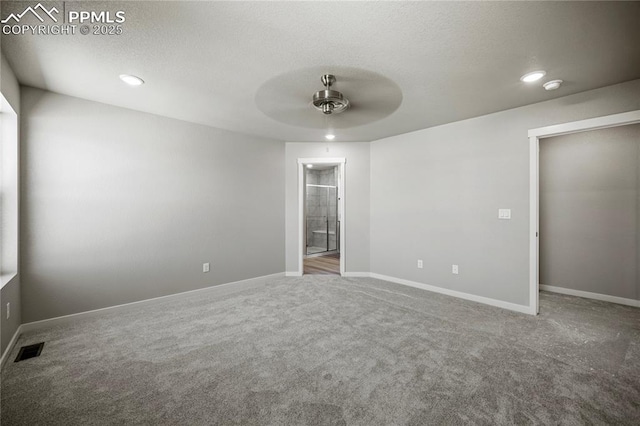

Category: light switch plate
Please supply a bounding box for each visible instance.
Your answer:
[498,209,511,220]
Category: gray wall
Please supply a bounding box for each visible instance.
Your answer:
[20,87,285,323]
[1,52,21,355]
[371,79,640,308]
[285,143,370,273]
[540,124,640,300]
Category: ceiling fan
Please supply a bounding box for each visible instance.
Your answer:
[312,74,350,115]
[255,66,403,130]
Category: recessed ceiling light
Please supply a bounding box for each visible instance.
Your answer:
[520,70,546,83]
[306,164,313,168]
[325,134,336,140]
[119,74,144,86]
[543,80,563,91]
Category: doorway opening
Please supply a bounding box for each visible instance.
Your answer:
[297,158,345,276]
[528,110,640,314]
[304,164,339,274]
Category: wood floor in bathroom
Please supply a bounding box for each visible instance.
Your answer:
[304,253,340,275]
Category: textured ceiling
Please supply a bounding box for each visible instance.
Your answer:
[2,1,640,142]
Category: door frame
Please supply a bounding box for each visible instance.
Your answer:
[527,110,640,314]
[297,158,346,276]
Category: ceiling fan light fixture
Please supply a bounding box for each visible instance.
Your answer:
[312,74,349,115]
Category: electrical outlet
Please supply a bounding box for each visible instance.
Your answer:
[6,302,10,319]
[203,262,210,273]
[452,264,459,275]
[417,260,423,269]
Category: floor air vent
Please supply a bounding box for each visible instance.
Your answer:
[14,342,45,362]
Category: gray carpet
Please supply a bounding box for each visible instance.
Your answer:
[1,275,639,425]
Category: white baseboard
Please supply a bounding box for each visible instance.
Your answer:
[369,273,535,315]
[1,324,23,370]
[540,284,640,308]
[342,272,371,278]
[19,272,285,334]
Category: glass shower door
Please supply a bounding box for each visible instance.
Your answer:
[305,184,339,255]
[327,186,338,252]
